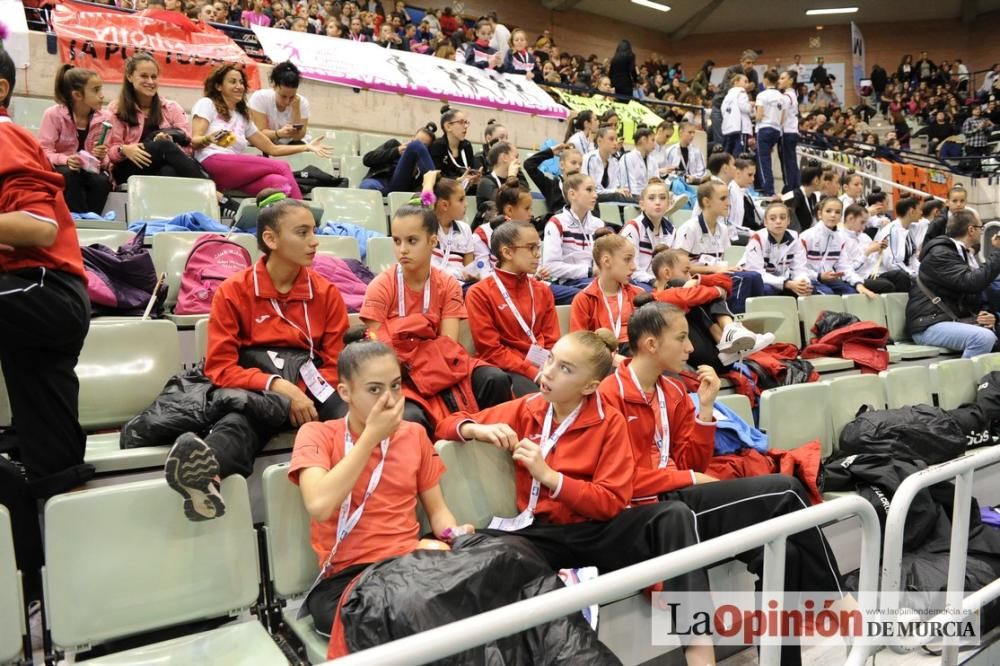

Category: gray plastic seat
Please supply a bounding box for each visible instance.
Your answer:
[724,245,746,266]
[842,293,887,326]
[44,476,284,663]
[338,156,369,190]
[744,296,851,372]
[827,374,886,444]
[759,383,834,457]
[311,187,386,234]
[127,176,220,222]
[359,132,402,157]
[365,236,396,273]
[387,191,417,216]
[930,358,977,410]
[972,352,1000,381]
[881,292,944,359]
[435,440,518,528]
[76,229,136,248]
[150,232,259,313]
[880,366,933,409]
[0,507,26,666]
[797,294,844,344]
[274,151,334,174]
[556,305,571,335]
[315,236,361,261]
[716,393,753,426]
[9,95,49,133]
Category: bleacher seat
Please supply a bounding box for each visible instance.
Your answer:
[387,191,417,216]
[0,507,25,666]
[9,96,49,133]
[435,440,518,527]
[274,151,335,174]
[759,383,834,457]
[827,374,886,442]
[598,203,626,226]
[195,318,209,363]
[929,358,977,410]
[531,198,549,218]
[669,209,692,226]
[339,155,368,189]
[716,393,753,425]
[261,464,326,664]
[151,232,260,322]
[359,132,402,157]
[724,245,745,266]
[880,365,933,409]
[972,352,1000,380]
[797,294,844,342]
[315,128,359,157]
[556,305,571,335]
[881,293,944,359]
[74,217,128,231]
[315,236,361,261]
[43,476,284,663]
[842,293,885,325]
[366,236,396,273]
[76,229,136,248]
[127,176,220,222]
[311,188,386,234]
[745,296,852,373]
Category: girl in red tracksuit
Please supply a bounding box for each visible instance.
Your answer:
[435,330,715,665]
[600,300,846,666]
[466,221,559,397]
[171,193,350,522]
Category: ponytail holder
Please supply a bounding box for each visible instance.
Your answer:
[259,192,287,209]
[409,191,437,208]
[364,328,378,341]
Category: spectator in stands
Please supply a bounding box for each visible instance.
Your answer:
[465,19,500,69]
[910,199,943,250]
[325,20,344,37]
[469,184,534,273]
[915,51,936,83]
[438,6,458,36]
[359,122,437,195]
[962,105,993,161]
[809,56,830,88]
[689,60,714,99]
[583,126,628,199]
[359,205,512,433]
[621,127,656,197]
[374,22,404,49]
[841,203,899,294]
[523,142,582,216]
[486,12,510,62]
[622,179,675,285]
[743,201,812,297]
[918,111,956,154]
[426,174,478,284]
[711,50,758,147]
[800,197,875,297]
[429,105,480,193]
[191,64,330,200]
[0,46,95,511]
[501,29,535,77]
[838,171,865,211]
[181,193,349,521]
[907,210,1000,358]
[240,0,269,27]
[599,299,844,666]
[720,74,752,156]
[197,3,216,22]
[609,40,636,98]
[465,221,557,396]
[347,16,368,41]
[660,122,705,192]
[754,70,785,197]
[478,119,508,170]
[475,141,526,209]
[872,197,922,280]
[564,110,597,156]
[818,169,840,200]
[541,173,606,305]
[782,162,822,231]
[726,158,761,243]
[248,62,310,146]
[39,65,112,215]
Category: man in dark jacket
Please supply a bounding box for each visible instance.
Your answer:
[809,56,830,87]
[359,125,437,194]
[710,50,759,147]
[907,210,1000,357]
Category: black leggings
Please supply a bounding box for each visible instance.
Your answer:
[863,269,911,294]
[112,138,208,184]
[54,165,112,214]
[403,366,514,437]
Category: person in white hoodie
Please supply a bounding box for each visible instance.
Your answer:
[800,196,877,297]
[621,127,658,196]
[727,158,763,244]
[841,202,910,294]
[621,179,677,286]
[742,201,812,296]
[720,74,753,157]
[541,173,608,304]
[872,197,921,279]
[583,125,628,198]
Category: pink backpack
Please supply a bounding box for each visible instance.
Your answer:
[174,235,253,315]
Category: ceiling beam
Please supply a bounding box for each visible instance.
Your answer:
[539,0,585,10]
[669,0,726,40]
[961,0,978,23]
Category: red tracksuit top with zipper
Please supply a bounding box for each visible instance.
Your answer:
[205,257,349,392]
[436,392,634,524]
[465,269,561,379]
[0,108,85,280]
[599,360,716,500]
[569,279,645,342]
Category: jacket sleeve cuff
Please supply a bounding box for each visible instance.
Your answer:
[454,419,476,442]
[264,374,281,391]
[549,473,565,498]
[690,470,697,485]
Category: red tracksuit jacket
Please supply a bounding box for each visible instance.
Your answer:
[569,280,645,342]
[436,392,634,524]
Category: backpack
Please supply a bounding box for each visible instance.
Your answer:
[82,224,168,317]
[174,235,252,315]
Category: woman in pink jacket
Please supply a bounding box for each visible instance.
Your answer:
[38,65,112,214]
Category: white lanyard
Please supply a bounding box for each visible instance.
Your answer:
[769,236,795,274]
[627,367,670,468]
[437,224,456,262]
[601,286,624,338]
[527,402,583,515]
[492,273,537,344]
[396,264,431,318]
[819,232,835,270]
[270,298,314,360]
[566,209,595,251]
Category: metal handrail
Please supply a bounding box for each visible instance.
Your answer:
[880,445,1000,663]
[326,495,882,666]
[796,148,944,201]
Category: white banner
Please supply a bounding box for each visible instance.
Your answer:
[0,0,30,68]
[851,22,866,98]
[251,26,568,119]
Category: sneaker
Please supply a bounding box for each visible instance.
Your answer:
[219,196,241,220]
[718,327,775,366]
[664,193,689,218]
[717,322,759,355]
[164,434,225,522]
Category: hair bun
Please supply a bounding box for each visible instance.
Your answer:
[425,122,438,134]
[633,292,655,308]
[593,328,620,354]
[440,104,452,114]
[343,324,371,346]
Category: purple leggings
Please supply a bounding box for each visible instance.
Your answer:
[200,153,303,199]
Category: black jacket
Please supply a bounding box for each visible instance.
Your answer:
[523,148,566,216]
[609,52,636,97]
[906,235,1000,335]
[362,138,408,185]
[429,136,477,182]
[871,65,888,92]
[810,65,830,87]
[784,187,819,232]
[474,170,530,209]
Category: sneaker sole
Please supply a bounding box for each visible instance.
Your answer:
[165,437,226,522]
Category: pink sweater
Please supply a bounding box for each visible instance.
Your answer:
[104,97,192,166]
[38,105,111,168]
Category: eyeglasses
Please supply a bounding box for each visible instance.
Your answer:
[511,244,542,255]
[448,119,471,126]
[972,225,985,230]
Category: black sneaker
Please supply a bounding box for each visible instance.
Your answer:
[219,196,240,220]
[165,434,226,522]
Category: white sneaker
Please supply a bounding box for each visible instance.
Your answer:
[718,326,775,366]
[664,194,689,218]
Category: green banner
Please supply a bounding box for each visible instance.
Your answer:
[554,91,666,145]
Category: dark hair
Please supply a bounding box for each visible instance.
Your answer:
[440,104,462,132]
[650,247,686,280]
[613,40,633,59]
[783,68,799,84]
[496,183,530,213]
[733,157,754,171]
[204,64,249,121]
[270,61,301,89]
[922,200,944,218]
[839,171,861,187]
[599,109,619,124]
[117,53,163,128]
[471,200,498,230]
[483,119,505,143]
[255,190,313,254]
[392,204,437,236]
[53,65,99,111]
[867,191,888,206]
[338,326,397,382]
[763,69,779,85]
[800,165,823,187]
[707,152,733,176]
[0,48,12,108]
[817,196,843,215]
[632,127,653,144]
[844,203,867,220]
[697,180,724,207]
[486,140,515,168]
[564,109,595,141]
[432,177,464,202]
[490,220,527,263]
[895,197,919,218]
[596,125,617,142]
[626,300,685,352]
[946,209,978,238]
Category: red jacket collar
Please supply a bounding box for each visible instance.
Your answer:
[494,268,535,289]
[252,257,313,301]
[611,359,683,406]
[521,391,607,430]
